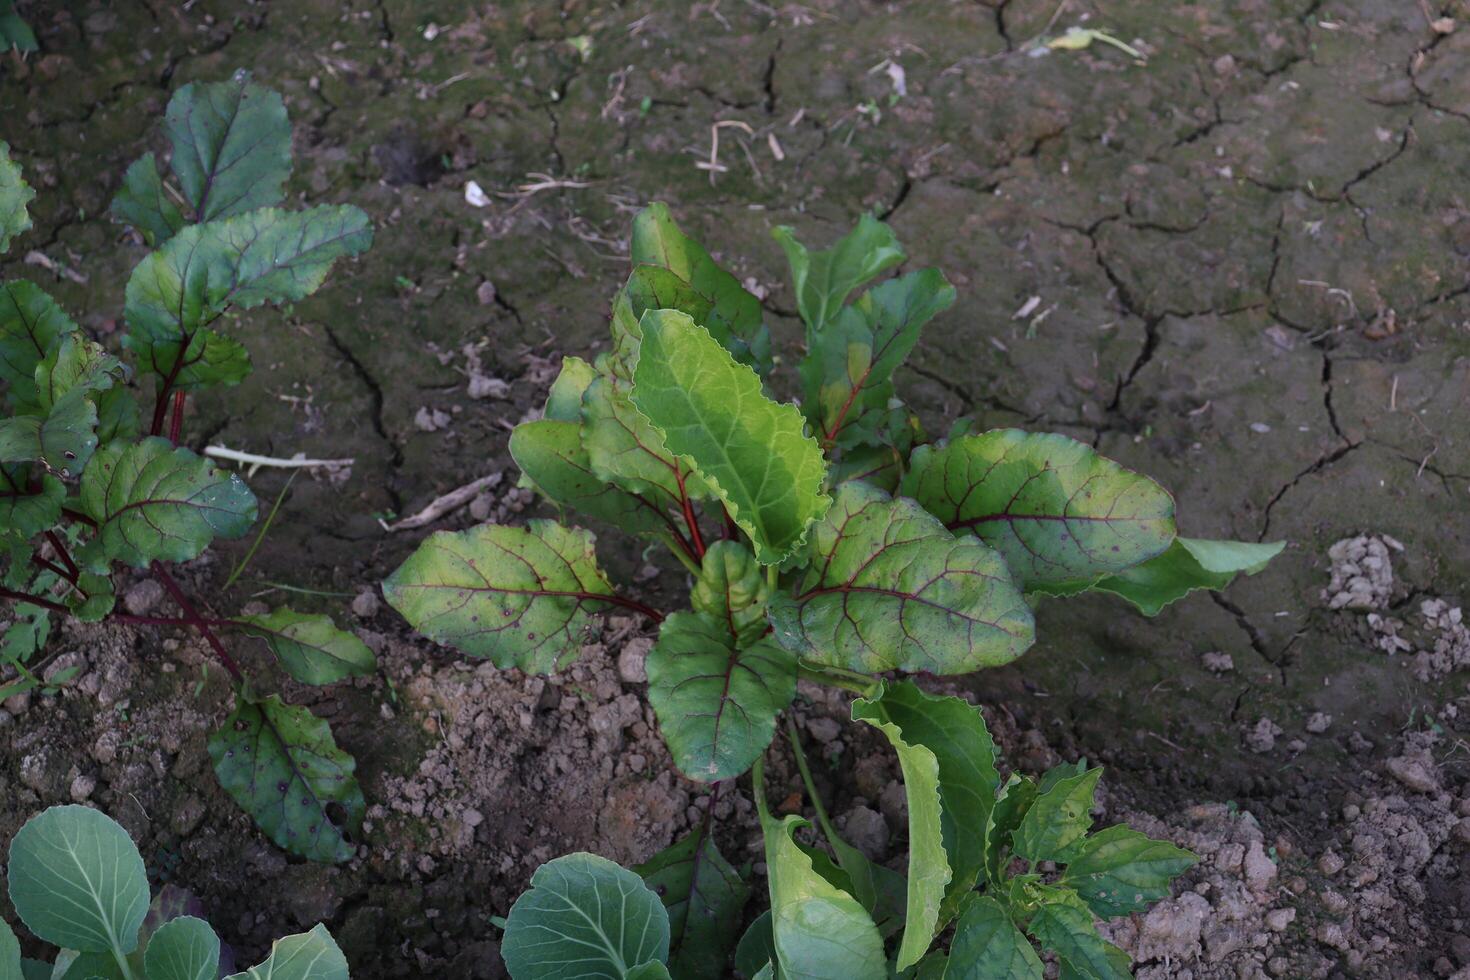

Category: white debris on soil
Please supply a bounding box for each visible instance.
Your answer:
[1322,535,1401,610]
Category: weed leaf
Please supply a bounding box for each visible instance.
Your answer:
[772,215,904,334]
[1012,768,1102,864]
[1058,825,1197,918]
[143,916,220,980]
[947,895,1042,979]
[236,608,377,686]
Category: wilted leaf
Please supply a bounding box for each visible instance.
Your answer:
[6,805,150,954]
[143,916,221,980]
[647,611,796,782]
[1059,825,1196,918]
[164,74,292,224]
[208,695,364,864]
[0,141,33,254]
[223,925,349,980]
[81,438,257,567]
[1012,767,1102,864]
[772,215,904,334]
[635,827,751,979]
[947,896,1043,980]
[501,852,671,979]
[902,431,1176,589]
[769,482,1034,674]
[236,608,377,686]
[632,309,828,564]
[109,154,187,247]
[382,520,614,673]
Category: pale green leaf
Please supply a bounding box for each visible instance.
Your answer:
[772,215,904,334]
[6,805,149,955]
[122,206,372,388]
[1025,891,1127,980]
[0,141,33,254]
[207,695,363,864]
[759,813,886,980]
[0,918,20,978]
[647,612,796,782]
[224,925,349,980]
[0,281,78,406]
[851,680,999,923]
[1047,537,1286,615]
[946,896,1043,980]
[1058,825,1196,918]
[851,686,951,970]
[509,419,672,538]
[502,852,671,979]
[608,266,717,379]
[109,154,186,247]
[382,520,613,673]
[689,541,771,646]
[0,466,63,538]
[631,309,828,565]
[142,916,220,980]
[163,74,291,224]
[544,355,598,422]
[902,431,1176,590]
[635,827,751,980]
[80,439,257,568]
[1012,768,1102,864]
[236,608,377,686]
[799,269,954,448]
[768,482,1034,674]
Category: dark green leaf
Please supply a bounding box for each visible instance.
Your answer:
[68,573,115,622]
[1012,768,1102,864]
[902,431,1176,590]
[382,520,614,673]
[0,141,33,253]
[0,393,99,476]
[0,912,21,976]
[635,827,751,980]
[1025,891,1128,980]
[163,74,291,223]
[32,334,128,413]
[236,608,377,685]
[0,466,62,538]
[501,852,670,979]
[0,2,37,55]
[733,911,780,980]
[773,215,904,334]
[769,481,1034,674]
[986,774,1038,886]
[110,154,187,247]
[208,694,364,864]
[647,611,796,782]
[143,916,220,980]
[80,438,257,568]
[0,281,78,406]
[947,895,1043,980]
[1059,825,1196,918]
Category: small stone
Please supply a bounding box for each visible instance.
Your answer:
[617,637,652,684]
[172,794,206,836]
[1265,908,1296,932]
[124,579,165,616]
[1318,850,1345,875]
[69,773,97,802]
[462,808,484,828]
[414,406,451,432]
[1316,922,1350,950]
[92,730,121,765]
[807,717,842,743]
[43,650,87,686]
[1243,840,1277,893]
[838,806,889,860]
[468,374,510,400]
[476,280,498,305]
[3,690,29,715]
[1386,754,1441,792]
[1305,712,1332,733]
[1453,818,1470,846]
[1246,716,1282,753]
[1203,651,1234,673]
[469,493,495,521]
[351,589,381,619]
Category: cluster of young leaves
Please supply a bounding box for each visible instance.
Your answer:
[0,0,36,56]
[492,679,1196,979]
[384,203,1282,791]
[2,804,352,979]
[0,73,374,863]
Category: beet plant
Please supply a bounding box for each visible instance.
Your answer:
[3,804,351,979]
[0,73,373,863]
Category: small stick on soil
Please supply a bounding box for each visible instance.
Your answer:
[383,473,502,531]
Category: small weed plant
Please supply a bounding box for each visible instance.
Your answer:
[3,804,351,979]
[384,204,1278,976]
[0,73,374,863]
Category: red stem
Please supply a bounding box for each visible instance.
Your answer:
[721,505,739,541]
[60,508,97,528]
[150,562,245,683]
[150,354,188,436]
[821,363,876,449]
[674,466,706,559]
[168,390,186,445]
[0,587,68,614]
[30,555,70,580]
[113,613,236,629]
[599,592,665,624]
[44,531,80,583]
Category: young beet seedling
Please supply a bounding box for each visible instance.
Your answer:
[0,73,374,863]
[3,804,352,979]
[493,680,1196,980]
[383,204,1274,976]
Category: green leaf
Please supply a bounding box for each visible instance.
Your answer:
[80,438,257,568]
[510,419,672,538]
[582,372,706,513]
[901,431,1177,590]
[759,814,886,980]
[32,335,128,413]
[985,775,1037,886]
[0,391,99,476]
[383,520,615,673]
[827,443,905,494]
[773,215,904,334]
[851,687,951,970]
[1012,768,1102,864]
[635,827,751,980]
[946,896,1043,980]
[800,269,954,447]
[1058,942,1133,980]
[630,203,770,375]
[0,141,33,254]
[56,949,128,980]
[0,918,20,978]
[1058,825,1196,918]
[236,608,377,686]
[163,73,292,224]
[109,154,186,247]
[733,911,779,980]
[0,2,37,54]
[502,852,671,979]
[95,386,141,446]
[690,540,771,646]
[627,963,674,980]
[6,805,149,955]
[910,951,950,980]
[1050,537,1286,615]
[609,266,716,378]
[631,310,829,565]
[851,681,999,923]
[647,612,796,782]
[122,205,372,388]
[208,694,364,864]
[224,925,349,980]
[143,916,220,980]
[68,573,116,623]
[544,355,599,422]
[0,281,79,405]
[768,481,1034,674]
[0,466,63,538]
[1025,891,1127,980]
